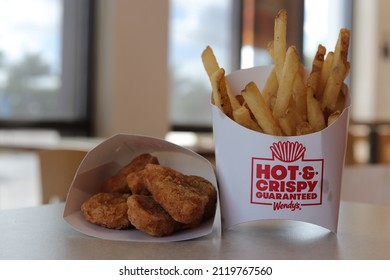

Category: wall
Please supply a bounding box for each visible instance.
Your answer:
[351,0,377,122]
[93,0,169,138]
[352,0,390,122]
[376,0,390,121]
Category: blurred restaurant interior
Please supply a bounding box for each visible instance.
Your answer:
[0,0,389,209]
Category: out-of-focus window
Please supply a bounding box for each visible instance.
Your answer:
[303,0,352,67]
[0,0,93,135]
[168,0,241,131]
[168,0,352,131]
[241,0,304,68]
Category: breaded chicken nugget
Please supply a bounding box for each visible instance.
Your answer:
[126,170,150,195]
[184,175,217,221]
[81,192,132,229]
[100,153,159,193]
[143,164,210,224]
[127,195,177,237]
[174,175,218,230]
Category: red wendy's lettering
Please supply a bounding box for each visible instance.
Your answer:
[273,201,301,211]
[255,179,317,192]
[256,191,318,200]
[256,164,299,180]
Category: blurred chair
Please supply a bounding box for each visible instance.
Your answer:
[38,149,87,204]
[345,124,371,165]
[377,125,390,163]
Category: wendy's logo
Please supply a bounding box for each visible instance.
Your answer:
[250,141,324,211]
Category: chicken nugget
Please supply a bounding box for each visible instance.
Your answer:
[127,195,176,237]
[81,192,132,229]
[126,170,150,195]
[143,164,209,224]
[185,175,217,221]
[174,175,217,230]
[100,153,159,193]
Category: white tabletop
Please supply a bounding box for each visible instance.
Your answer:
[1,200,389,260]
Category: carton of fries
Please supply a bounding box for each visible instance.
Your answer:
[63,134,220,242]
[203,9,351,232]
[212,65,350,232]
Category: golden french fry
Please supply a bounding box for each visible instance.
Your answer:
[307,44,326,92]
[267,41,275,60]
[321,63,349,112]
[293,64,307,121]
[225,78,241,111]
[296,122,315,135]
[335,28,351,63]
[273,9,287,82]
[334,82,348,111]
[318,51,334,100]
[233,106,263,132]
[327,110,341,126]
[210,68,224,110]
[242,81,282,135]
[279,108,297,136]
[321,29,350,111]
[307,87,326,131]
[279,98,304,136]
[201,46,220,79]
[210,68,233,118]
[262,67,278,109]
[273,45,300,119]
[201,46,239,113]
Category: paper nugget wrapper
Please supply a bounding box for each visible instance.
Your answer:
[213,66,350,233]
[63,134,220,242]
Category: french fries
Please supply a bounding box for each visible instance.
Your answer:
[209,68,234,118]
[232,105,263,132]
[202,46,239,119]
[201,9,350,136]
[321,28,351,112]
[273,45,300,119]
[273,9,287,82]
[262,67,278,110]
[242,82,282,136]
[307,87,326,131]
[201,46,219,79]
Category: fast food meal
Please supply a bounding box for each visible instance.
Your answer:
[142,164,209,224]
[80,153,217,237]
[81,192,132,229]
[127,194,177,237]
[201,9,351,136]
[100,153,159,193]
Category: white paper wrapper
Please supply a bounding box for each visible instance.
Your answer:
[63,134,220,242]
[213,66,350,233]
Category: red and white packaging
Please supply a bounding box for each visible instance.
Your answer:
[63,134,220,242]
[212,66,350,232]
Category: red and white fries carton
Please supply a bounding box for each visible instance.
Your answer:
[212,66,350,233]
[63,134,220,242]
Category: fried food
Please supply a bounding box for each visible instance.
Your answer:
[126,170,150,195]
[173,175,218,231]
[241,81,282,135]
[127,195,177,237]
[81,192,132,229]
[81,155,217,237]
[142,164,212,225]
[184,175,217,221]
[202,9,351,135]
[100,153,159,193]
